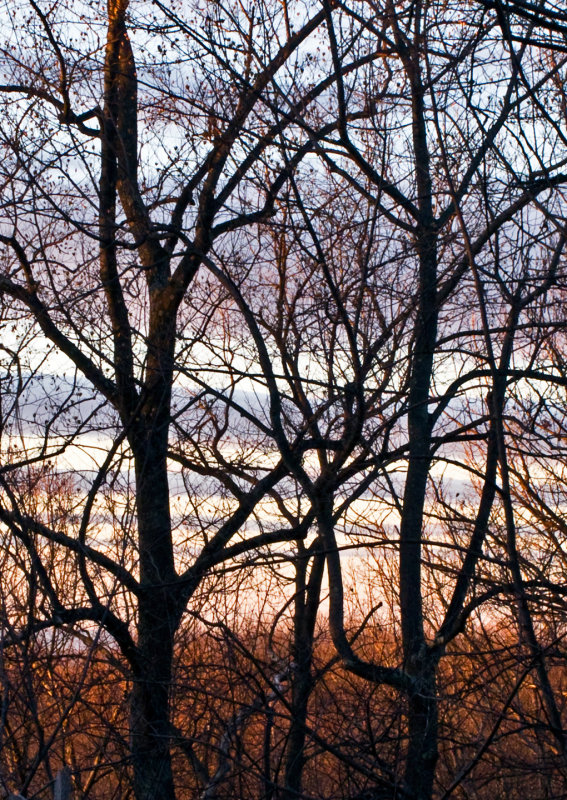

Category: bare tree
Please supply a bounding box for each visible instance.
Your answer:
[0,0,354,796]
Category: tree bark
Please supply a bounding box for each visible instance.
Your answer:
[397,7,440,792]
[129,423,177,800]
[101,3,179,796]
[283,546,324,798]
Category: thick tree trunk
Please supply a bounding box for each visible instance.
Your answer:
[404,660,438,800]
[127,379,178,799]
[99,3,180,791]
[100,6,179,793]
[129,430,177,800]
[130,617,176,800]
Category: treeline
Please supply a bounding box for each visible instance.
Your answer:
[2,573,566,799]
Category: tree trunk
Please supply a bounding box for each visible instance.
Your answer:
[129,418,177,800]
[404,660,438,800]
[129,624,176,800]
[399,222,438,798]
[283,547,324,798]
[398,11,440,793]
